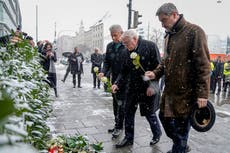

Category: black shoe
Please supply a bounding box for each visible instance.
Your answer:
[61,79,65,83]
[112,129,122,138]
[115,138,133,148]
[150,136,160,145]
[108,128,115,133]
[167,145,191,153]
[93,86,96,88]
[98,86,100,89]
[73,85,76,88]
[78,86,82,88]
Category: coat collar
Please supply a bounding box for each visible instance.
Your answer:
[165,14,186,37]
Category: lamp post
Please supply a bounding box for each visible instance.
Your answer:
[35,4,38,42]
[127,0,132,29]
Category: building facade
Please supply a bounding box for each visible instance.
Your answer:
[57,21,104,59]
[0,0,22,37]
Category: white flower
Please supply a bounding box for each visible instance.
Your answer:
[93,67,99,73]
[101,76,108,83]
[130,52,138,59]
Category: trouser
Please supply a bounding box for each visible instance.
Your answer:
[213,78,222,93]
[93,72,100,88]
[125,104,161,140]
[73,74,81,87]
[159,113,190,153]
[112,93,125,129]
[223,81,230,91]
[63,66,70,81]
[47,73,57,96]
[210,74,215,91]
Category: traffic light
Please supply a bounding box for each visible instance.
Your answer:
[133,11,142,29]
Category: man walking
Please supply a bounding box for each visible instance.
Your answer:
[145,3,210,153]
[112,29,162,148]
[98,25,128,138]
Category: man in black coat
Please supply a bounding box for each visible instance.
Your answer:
[69,47,84,88]
[91,47,103,88]
[98,24,128,138]
[112,29,162,148]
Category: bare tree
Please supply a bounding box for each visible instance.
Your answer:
[150,28,164,52]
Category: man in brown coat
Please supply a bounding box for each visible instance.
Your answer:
[145,3,210,153]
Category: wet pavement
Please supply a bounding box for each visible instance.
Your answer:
[48,63,230,153]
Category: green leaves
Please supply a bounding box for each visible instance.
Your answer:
[0,38,51,152]
[0,90,15,124]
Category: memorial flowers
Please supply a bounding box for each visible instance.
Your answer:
[47,135,103,153]
[130,52,145,72]
[101,76,112,93]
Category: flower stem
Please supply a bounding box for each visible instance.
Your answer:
[139,64,145,73]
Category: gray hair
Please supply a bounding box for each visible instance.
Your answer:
[156,3,178,16]
[121,29,138,40]
[109,24,123,33]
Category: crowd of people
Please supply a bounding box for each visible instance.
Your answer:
[210,56,230,95]
[2,2,222,153]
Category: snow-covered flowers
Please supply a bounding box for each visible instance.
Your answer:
[130,52,145,72]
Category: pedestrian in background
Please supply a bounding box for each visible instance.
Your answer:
[41,42,58,97]
[91,47,103,89]
[69,47,84,88]
[145,3,210,153]
[61,62,70,83]
[98,24,128,138]
[112,29,162,148]
[212,56,224,95]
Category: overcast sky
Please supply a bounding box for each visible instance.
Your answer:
[19,0,230,41]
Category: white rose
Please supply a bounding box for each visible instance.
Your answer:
[101,76,108,83]
[93,67,99,73]
[130,52,138,59]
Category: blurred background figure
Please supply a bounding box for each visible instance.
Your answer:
[69,47,84,88]
[91,47,103,89]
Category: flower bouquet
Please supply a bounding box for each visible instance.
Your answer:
[100,76,112,93]
[47,135,103,153]
[94,67,112,93]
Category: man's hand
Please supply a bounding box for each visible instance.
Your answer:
[98,73,104,79]
[145,71,156,80]
[111,84,119,93]
[197,98,208,108]
[146,87,154,96]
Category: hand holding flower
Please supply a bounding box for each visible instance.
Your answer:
[145,71,156,80]
[111,84,119,93]
[146,87,154,96]
[98,72,104,79]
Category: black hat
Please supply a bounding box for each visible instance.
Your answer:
[190,100,216,132]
